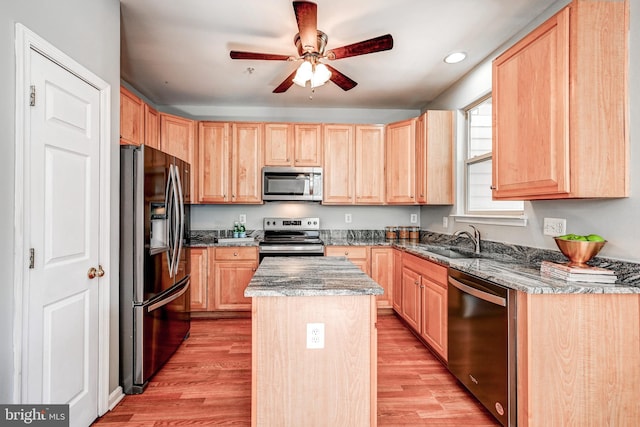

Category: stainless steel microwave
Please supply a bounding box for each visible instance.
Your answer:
[262,166,323,201]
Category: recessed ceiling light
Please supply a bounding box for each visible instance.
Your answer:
[444,52,467,64]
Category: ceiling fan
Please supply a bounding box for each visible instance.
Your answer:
[229,1,393,93]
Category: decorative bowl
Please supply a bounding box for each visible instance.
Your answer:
[554,238,606,266]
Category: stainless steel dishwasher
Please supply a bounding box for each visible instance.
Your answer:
[447,268,516,427]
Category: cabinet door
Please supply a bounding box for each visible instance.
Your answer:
[120,86,144,146]
[355,125,385,204]
[160,113,197,199]
[370,247,394,309]
[492,9,570,199]
[264,123,293,166]
[231,122,263,203]
[393,249,403,312]
[323,124,354,204]
[199,122,230,203]
[416,111,454,205]
[325,246,370,275]
[400,264,421,331]
[213,261,255,311]
[144,104,160,150]
[190,248,208,312]
[385,119,416,204]
[293,124,322,166]
[420,278,447,361]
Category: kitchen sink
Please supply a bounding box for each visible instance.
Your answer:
[425,247,486,259]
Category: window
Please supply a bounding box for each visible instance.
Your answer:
[464,96,523,215]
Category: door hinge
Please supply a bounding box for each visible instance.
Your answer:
[29,85,36,107]
[29,248,35,269]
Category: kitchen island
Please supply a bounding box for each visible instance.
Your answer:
[244,256,383,427]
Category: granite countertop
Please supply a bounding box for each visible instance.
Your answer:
[396,243,640,295]
[244,256,384,298]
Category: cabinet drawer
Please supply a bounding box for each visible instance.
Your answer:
[325,246,369,259]
[214,246,257,261]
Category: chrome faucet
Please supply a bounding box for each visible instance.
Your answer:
[454,225,481,254]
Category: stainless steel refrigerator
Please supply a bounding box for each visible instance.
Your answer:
[119,144,191,394]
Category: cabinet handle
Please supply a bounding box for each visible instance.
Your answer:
[233,252,238,256]
[490,185,496,190]
[414,280,419,286]
[345,251,349,255]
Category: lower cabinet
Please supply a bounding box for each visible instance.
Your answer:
[325,245,395,309]
[397,252,448,361]
[189,246,257,314]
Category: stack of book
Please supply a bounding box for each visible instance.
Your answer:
[540,261,618,283]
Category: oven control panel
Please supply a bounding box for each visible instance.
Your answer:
[263,217,320,230]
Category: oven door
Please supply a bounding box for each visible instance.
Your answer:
[259,244,325,262]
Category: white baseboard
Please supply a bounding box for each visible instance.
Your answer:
[108,386,125,411]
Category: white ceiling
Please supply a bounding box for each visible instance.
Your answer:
[120,0,558,110]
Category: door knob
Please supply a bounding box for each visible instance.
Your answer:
[88,267,97,279]
[97,265,105,277]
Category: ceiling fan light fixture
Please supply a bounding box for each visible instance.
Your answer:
[293,60,313,87]
[444,51,467,64]
[311,63,331,88]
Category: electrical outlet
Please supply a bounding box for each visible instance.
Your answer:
[410,214,418,224]
[239,214,246,224]
[345,213,352,223]
[307,323,324,349]
[543,217,567,236]
[442,217,449,228]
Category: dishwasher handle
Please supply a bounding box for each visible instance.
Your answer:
[449,276,506,307]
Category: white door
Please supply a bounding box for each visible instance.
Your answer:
[24,49,101,426]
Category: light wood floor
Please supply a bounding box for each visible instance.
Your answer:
[93,314,499,426]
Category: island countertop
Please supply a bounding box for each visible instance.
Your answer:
[244,256,384,297]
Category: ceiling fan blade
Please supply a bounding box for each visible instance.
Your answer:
[273,69,298,93]
[326,34,394,60]
[325,64,357,91]
[230,51,292,61]
[293,1,318,53]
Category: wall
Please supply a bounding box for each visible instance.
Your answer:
[192,203,420,231]
[0,0,120,403]
[422,0,640,263]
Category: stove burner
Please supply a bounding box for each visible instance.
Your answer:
[260,217,324,259]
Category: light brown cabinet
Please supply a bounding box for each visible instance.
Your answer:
[189,248,209,312]
[392,249,403,312]
[144,104,160,150]
[231,122,263,204]
[210,247,257,311]
[160,113,197,201]
[198,121,230,203]
[197,122,262,204]
[120,86,144,146]
[385,118,416,204]
[293,123,323,166]
[416,111,454,204]
[323,124,385,205]
[263,123,322,166]
[398,252,448,361]
[325,246,370,276]
[492,0,628,200]
[516,292,639,426]
[370,247,394,309]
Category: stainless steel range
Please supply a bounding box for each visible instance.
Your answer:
[259,217,324,261]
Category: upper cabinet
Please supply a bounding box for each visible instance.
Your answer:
[231,122,263,204]
[198,121,230,203]
[120,86,144,146]
[144,104,160,150]
[323,124,385,205]
[264,123,322,166]
[160,113,197,201]
[416,111,454,205]
[385,118,417,204]
[293,124,323,166]
[492,0,628,200]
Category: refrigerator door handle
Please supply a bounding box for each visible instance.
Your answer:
[173,165,185,277]
[165,164,175,277]
[147,278,190,312]
[169,164,180,278]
